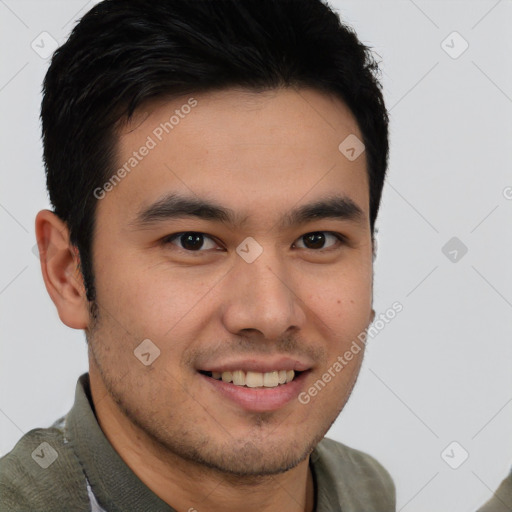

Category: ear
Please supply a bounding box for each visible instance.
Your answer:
[35,210,90,329]
[372,232,378,262]
[369,308,376,324]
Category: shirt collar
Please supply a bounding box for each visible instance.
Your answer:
[66,373,175,511]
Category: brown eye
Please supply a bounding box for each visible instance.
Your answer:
[164,232,220,252]
[294,232,344,250]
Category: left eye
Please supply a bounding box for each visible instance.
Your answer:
[294,231,344,250]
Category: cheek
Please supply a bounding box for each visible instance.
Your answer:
[95,258,220,341]
[303,263,373,323]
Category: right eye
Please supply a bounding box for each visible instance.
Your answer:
[161,232,223,253]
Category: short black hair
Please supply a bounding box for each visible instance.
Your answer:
[41,0,389,303]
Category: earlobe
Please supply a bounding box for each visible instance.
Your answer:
[35,210,90,330]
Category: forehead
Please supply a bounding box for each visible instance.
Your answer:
[100,87,369,229]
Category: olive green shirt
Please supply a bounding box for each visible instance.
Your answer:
[0,373,395,511]
[477,471,512,512]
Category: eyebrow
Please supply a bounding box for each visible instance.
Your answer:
[130,192,365,231]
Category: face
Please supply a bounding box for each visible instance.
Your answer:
[87,87,374,476]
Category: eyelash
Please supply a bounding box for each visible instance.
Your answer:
[161,231,347,254]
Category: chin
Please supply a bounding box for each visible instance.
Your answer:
[173,433,317,477]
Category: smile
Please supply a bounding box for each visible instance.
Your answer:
[200,369,298,388]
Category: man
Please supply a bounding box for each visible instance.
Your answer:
[0,0,395,510]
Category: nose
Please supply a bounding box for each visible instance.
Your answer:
[220,248,307,341]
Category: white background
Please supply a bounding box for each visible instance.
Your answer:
[1,1,511,510]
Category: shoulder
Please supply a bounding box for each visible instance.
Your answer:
[0,419,90,511]
[477,470,512,512]
[315,437,394,485]
[313,437,395,507]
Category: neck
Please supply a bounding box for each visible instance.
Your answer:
[89,368,315,512]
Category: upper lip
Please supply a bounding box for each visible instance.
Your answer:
[198,356,313,374]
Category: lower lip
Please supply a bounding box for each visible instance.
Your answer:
[200,372,310,413]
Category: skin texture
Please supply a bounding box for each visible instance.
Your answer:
[36,87,375,512]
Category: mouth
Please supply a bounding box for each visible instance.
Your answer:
[199,369,302,388]
[197,366,310,412]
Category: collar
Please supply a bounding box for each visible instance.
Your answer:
[66,373,174,511]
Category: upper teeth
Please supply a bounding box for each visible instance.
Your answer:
[210,370,295,388]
